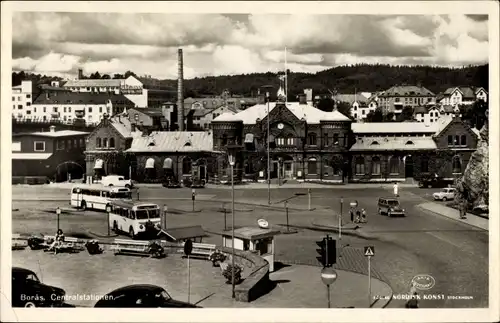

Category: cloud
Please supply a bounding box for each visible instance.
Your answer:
[11,13,489,79]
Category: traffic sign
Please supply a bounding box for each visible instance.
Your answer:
[364,246,375,257]
[184,239,193,256]
[321,267,338,285]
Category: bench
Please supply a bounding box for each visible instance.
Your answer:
[186,242,216,260]
[12,234,28,250]
[111,239,165,258]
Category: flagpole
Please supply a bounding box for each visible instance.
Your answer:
[285,46,288,104]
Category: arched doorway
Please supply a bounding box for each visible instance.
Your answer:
[55,161,85,182]
[197,159,207,182]
[404,155,414,178]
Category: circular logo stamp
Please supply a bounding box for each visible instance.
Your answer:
[411,274,436,290]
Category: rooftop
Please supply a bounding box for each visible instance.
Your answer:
[333,94,369,104]
[213,102,351,124]
[222,226,281,240]
[130,108,164,117]
[125,131,213,153]
[352,122,438,134]
[443,86,477,99]
[11,153,53,160]
[379,85,435,97]
[63,79,123,88]
[33,92,136,106]
[13,130,89,138]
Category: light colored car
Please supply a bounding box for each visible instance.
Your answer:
[432,188,456,201]
[101,175,133,188]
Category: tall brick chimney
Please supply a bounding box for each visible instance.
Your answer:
[78,68,83,80]
[177,49,185,131]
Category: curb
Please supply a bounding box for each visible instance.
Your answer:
[416,204,488,231]
[272,260,394,308]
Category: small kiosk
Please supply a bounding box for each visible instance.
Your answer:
[221,226,281,272]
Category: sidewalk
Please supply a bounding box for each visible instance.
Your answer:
[417,202,488,231]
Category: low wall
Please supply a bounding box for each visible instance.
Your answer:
[219,246,270,302]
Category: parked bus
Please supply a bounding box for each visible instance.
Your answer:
[108,200,162,238]
[71,184,132,211]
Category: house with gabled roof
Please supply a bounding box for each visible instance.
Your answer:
[437,86,488,106]
[377,84,435,115]
[333,94,373,121]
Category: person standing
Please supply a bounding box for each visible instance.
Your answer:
[393,182,399,197]
[361,208,367,223]
[350,208,354,222]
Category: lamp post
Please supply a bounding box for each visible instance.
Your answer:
[266,92,271,205]
[56,207,61,232]
[227,144,242,299]
[339,197,343,239]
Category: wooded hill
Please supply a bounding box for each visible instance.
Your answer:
[13,63,488,98]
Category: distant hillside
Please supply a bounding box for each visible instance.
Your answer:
[13,63,488,98]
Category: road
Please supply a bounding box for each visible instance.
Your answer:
[11,184,489,308]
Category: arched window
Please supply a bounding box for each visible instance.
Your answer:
[405,140,414,145]
[371,141,379,146]
[145,158,155,169]
[308,158,317,174]
[389,156,399,174]
[355,157,365,175]
[103,138,108,148]
[163,158,173,169]
[308,133,317,146]
[421,158,429,173]
[286,134,294,146]
[452,156,462,173]
[371,156,381,175]
[460,135,467,146]
[109,138,115,148]
[96,137,102,148]
[182,157,192,175]
[276,137,285,146]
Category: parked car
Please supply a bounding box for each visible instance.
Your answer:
[433,188,457,201]
[101,175,133,188]
[418,176,454,188]
[94,284,200,308]
[162,176,181,188]
[11,267,66,307]
[377,197,406,217]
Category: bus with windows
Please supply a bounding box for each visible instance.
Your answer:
[108,200,162,239]
[70,184,132,211]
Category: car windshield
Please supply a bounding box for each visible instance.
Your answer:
[155,290,171,301]
[26,273,40,282]
[442,189,448,193]
[110,192,132,199]
[387,200,399,206]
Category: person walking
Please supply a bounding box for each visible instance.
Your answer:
[355,210,361,224]
[460,203,467,219]
[393,182,399,197]
[350,208,354,222]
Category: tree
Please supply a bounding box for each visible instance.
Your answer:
[113,73,124,79]
[462,100,488,130]
[317,98,334,112]
[385,112,395,122]
[101,74,111,79]
[124,70,137,79]
[397,106,415,122]
[365,107,384,122]
[336,101,352,118]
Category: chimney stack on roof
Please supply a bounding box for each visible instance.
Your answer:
[177,48,185,131]
[78,68,83,80]
[49,125,56,133]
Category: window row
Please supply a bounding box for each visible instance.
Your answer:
[96,137,116,149]
[354,156,401,175]
[57,138,86,150]
[35,106,108,113]
[447,135,467,147]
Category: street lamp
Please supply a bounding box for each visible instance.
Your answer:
[56,207,61,232]
[339,197,344,239]
[227,144,242,299]
[266,92,271,205]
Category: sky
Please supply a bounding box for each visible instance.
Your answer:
[11,13,489,80]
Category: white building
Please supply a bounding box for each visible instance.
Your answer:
[437,86,488,106]
[30,92,136,125]
[414,105,460,124]
[12,81,35,119]
[333,94,374,121]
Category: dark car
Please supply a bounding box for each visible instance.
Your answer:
[162,176,181,189]
[94,284,200,308]
[12,267,66,307]
[377,197,406,217]
[418,175,454,188]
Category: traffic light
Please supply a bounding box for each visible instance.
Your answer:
[316,238,327,267]
[316,236,337,267]
[327,237,336,266]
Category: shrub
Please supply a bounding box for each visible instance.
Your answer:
[221,263,243,284]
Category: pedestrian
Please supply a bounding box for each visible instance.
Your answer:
[355,210,361,223]
[460,204,467,219]
[137,188,140,201]
[393,182,399,197]
[350,209,354,222]
[361,208,367,223]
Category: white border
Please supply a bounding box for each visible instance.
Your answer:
[1,1,499,322]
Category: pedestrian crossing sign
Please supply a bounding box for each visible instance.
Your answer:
[364,246,375,257]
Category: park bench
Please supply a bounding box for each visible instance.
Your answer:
[185,242,216,260]
[111,239,165,258]
[12,234,28,250]
[44,236,85,254]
